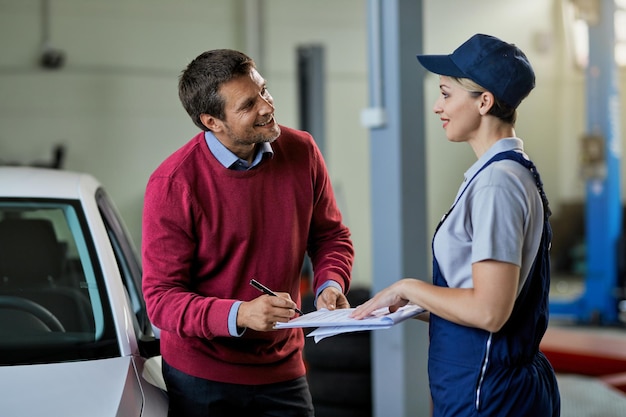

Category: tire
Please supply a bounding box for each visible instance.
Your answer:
[307,368,371,407]
[302,286,372,371]
[313,403,372,417]
[304,331,371,371]
[302,286,373,414]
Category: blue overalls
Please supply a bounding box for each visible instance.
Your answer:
[428,151,561,416]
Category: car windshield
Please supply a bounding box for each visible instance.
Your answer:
[0,199,119,365]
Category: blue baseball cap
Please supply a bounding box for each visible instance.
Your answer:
[416,34,535,109]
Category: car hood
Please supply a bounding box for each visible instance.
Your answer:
[0,356,149,417]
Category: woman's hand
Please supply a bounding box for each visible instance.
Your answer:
[350,279,414,319]
[350,260,519,332]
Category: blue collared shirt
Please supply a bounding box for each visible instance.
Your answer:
[205,131,273,170]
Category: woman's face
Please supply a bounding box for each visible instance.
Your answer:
[432,76,482,143]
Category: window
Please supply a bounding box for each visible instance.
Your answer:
[0,199,119,365]
[567,0,626,68]
[96,188,151,337]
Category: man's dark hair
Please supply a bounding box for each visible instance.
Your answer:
[178,49,256,131]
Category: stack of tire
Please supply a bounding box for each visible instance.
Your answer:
[302,287,372,417]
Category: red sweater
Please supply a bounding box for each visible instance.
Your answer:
[142,126,354,384]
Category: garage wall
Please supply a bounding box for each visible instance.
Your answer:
[1,0,625,287]
[0,0,243,247]
[0,0,373,285]
[422,0,587,235]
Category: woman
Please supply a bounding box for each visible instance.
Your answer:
[352,34,560,416]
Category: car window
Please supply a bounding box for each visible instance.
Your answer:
[0,199,119,365]
[96,189,151,336]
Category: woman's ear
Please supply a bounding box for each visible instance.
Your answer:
[478,92,495,115]
[200,114,222,132]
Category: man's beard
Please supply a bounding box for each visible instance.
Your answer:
[225,122,281,146]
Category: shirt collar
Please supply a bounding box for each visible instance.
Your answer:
[464,137,524,182]
[204,131,274,170]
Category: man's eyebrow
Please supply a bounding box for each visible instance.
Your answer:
[235,84,268,111]
[235,93,256,111]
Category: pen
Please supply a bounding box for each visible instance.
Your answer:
[250,279,304,315]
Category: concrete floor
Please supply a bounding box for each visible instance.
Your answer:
[558,374,626,417]
[548,274,626,416]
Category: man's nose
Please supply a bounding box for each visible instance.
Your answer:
[259,95,274,113]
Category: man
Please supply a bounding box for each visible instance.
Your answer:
[142,49,354,416]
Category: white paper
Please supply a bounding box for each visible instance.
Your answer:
[275,303,425,342]
[307,324,393,342]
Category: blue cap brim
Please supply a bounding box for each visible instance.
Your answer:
[416,54,467,78]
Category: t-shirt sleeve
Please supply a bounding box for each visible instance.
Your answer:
[469,170,528,267]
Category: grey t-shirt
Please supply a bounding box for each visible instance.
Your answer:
[432,138,544,295]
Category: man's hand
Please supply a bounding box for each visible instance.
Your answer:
[316,286,349,311]
[237,293,299,331]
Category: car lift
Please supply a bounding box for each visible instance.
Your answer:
[549,0,624,325]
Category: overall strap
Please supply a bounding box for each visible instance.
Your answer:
[435,150,550,235]
[489,150,551,220]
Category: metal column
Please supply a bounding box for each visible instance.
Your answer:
[364,1,430,416]
[551,0,622,323]
[297,45,326,154]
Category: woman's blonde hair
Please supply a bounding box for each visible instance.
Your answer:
[451,77,517,125]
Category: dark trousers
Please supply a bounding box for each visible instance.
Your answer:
[162,359,314,417]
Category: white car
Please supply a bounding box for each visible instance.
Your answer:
[0,166,167,416]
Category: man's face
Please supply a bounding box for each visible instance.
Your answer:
[213,69,281,153]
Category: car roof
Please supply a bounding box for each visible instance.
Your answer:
[0,166,101,200]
